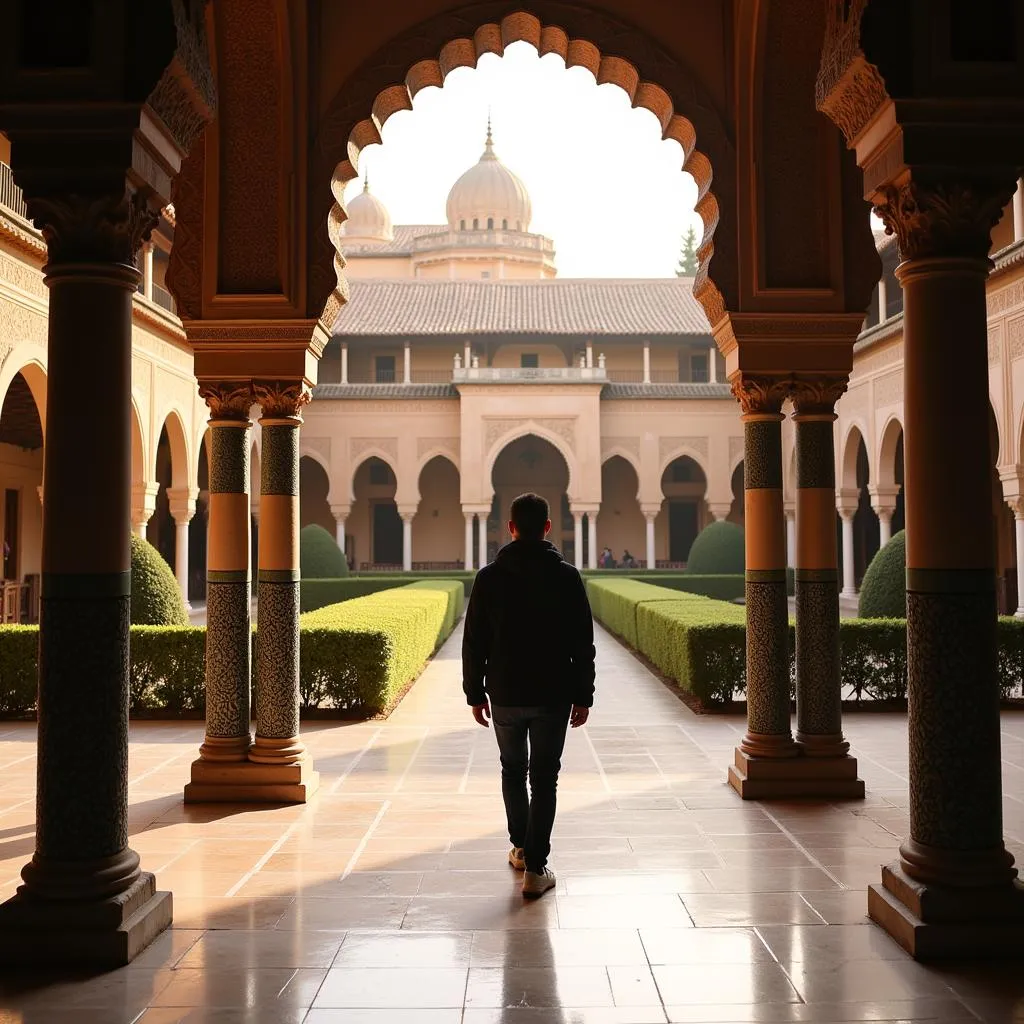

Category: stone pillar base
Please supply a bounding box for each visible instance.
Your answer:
[728,748,865,799]
[0,872,170,967]
[869,863,1024,959]
[184,755,319,804]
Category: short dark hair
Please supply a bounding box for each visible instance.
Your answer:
[510,492,549,541]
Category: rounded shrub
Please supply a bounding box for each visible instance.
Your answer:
[300,523,348,578]
[131,534,189,626]
[858,529,906,619]
[685,520,745,575]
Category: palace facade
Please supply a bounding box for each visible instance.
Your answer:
[4,131,1024,609]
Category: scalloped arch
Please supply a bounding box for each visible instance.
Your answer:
[876,415,903,490]
[484,423,577,503]
[839,422,868,491]
[349,450,400,505]
[311,5,735,327]
[659,449,709,485]
[156,408,193,491]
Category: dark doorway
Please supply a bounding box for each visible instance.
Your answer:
[3,489,18,580]
[669,500,699,563]
[372,501,403,565]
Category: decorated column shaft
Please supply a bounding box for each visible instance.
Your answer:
[733,376,796,759]
[880,181,1016,890]
[252,381,309,767]
[197,384,253,763]
[791,379,851,760]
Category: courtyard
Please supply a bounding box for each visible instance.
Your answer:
[0,622,1021,1022]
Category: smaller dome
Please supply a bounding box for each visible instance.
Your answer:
[342,177,393,241]
[446,123,532,233]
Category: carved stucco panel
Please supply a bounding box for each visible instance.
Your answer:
[484,417,576,452]
[988,325,1002,364]
[873,370,903,407]
[854,341,904,377]
[350,436,398,462]
[131,356,151,399]
[417,436,460,461]
[728,435,744,465]
[302,435,331,461]
[659,435,709,463]
[0,295,47,361]
[0,252,46,300]
[1008,317,1024,361]
[601,436,641,460]
[988,279,1024,316]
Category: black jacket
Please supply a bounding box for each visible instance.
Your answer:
[462,539,596,709]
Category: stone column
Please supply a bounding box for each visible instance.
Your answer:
[573,511,584,570]
[330,504,350,562]
[709,345,718,384]
[1011,501,1024,619]
[400,509,414,572]
[790,379,863,795]
[877,273,888,324]
[585,340,593,368]
[249,381,318,802]
[838,504,858,598]
[478,512,487,568]
[1014,179,1023,244]
[403,341,411,385]
[340,342,348,385]
[708,502,733,522]
[141,240,154,301]
[131,482,159,540]
[642,341,651,384]
[727,375,798,799]
[641,504,659,569]
[184,384,255,800]
[0,189,172,965]
[865,179,1024,956]
[784,503,797,569]
[464,510,474,571]
[870,486,900,549]
[168,488,196,611]
[587,514,597,570]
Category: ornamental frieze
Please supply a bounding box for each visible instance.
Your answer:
[350,436,398,461]
[1009,318,1024,361]
[873,371,903,407]
[659,436,708,462]
[600,436,641,460]
[417,436,460,460]
[483,417,576,452]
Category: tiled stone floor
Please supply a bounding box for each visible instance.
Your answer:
[0,621,1023,1022]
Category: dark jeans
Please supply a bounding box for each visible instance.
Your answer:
[490,704,571,874]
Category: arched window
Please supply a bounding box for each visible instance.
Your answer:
[473,218,479,230]
[487,217,494,229]
[460,219,465,230]
[502,218,508,230]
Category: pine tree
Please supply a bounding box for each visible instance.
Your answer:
[676,225,699,276]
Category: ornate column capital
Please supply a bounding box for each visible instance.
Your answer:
[1007,497,1024,522]
[730,373,792,416]
[254,380,312,421]
[199,381,254,422]
[875,180,1017,264]
[789,376,848,418]
[330,504,351,522]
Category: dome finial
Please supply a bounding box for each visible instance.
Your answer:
[486,107,493,147]
[362,168,370,193]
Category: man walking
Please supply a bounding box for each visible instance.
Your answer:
[462,492,596,898]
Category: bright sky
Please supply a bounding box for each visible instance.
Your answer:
[342,41,702,279]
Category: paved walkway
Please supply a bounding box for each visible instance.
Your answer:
[0,623,1022,1021]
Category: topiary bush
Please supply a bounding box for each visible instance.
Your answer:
[684,521,745,575]
[858,529,906,619]
[300,524,348,579]
[131,534,189,626]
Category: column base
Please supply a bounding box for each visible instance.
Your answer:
[0,872,170,967]
[728,748,865,800]
[184,755,319,804]
[869,863,1024,959]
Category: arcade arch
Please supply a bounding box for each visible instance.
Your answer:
[0,366,45,621]
[660,455,707,567]
[351,456,402,569]
[413,456,462,568]
[299,454,334,536]
[600,456,644,567]
[837,426,875,597]
[490,434,571,564]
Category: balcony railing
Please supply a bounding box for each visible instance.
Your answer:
[453,366,607,383]
[0,162,29,220]
[151,283,177,314]
[606,370,703,384]
[412,229,554,254]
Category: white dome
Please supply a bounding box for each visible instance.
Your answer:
[445,126,532,232]
[342,178,393,241]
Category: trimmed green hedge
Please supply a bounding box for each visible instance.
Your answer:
[858,529,906,618]
[301,571,475,613]
[131,534,189,626]
[684,520,745,574]
[581,570,795,598]
[588,578,1024,706]
[0,581,464,719]
[300,580,463,713]
[300,524,349,578]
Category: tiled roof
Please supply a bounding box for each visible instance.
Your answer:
[332,278,711,337]
[341,225,443,256]
[602,383,733,400]
[313,383,458,400]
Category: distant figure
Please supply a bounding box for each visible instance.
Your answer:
[621,550,637,569]
[600,546,615,568]
[462,492,596,898]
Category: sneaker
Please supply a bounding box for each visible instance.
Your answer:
[522,866,556,898]
[508,846,526,871]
